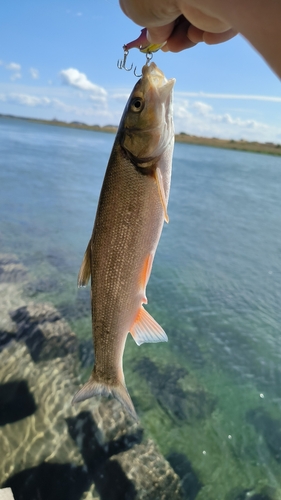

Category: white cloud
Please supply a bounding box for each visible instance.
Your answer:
[0,93,52,106]
[6,62,21,72]
[191,101,213,115]
[173,98,280,142]
[60,68,107,101]
[0,90,114,121]
[111,92,130,102]
[176,91,281,103]
[10,73,22,82]
[30,67,39,79]
[5,62,22,80]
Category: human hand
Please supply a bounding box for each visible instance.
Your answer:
[119,0,237,52]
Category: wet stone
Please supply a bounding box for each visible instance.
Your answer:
[79,339,95,368]
[134,357,216,423]
[66,410,141,500]
[11,303,62,326]
[0,331,16,352]
[25,320,78,362]
[112,440,183,500]
[246,407,281,463]
[10,303,78,362]
[166,452,202,500]
[0,254,20,266]
[59,287,91,321]
[0,263,28,284]
[24,277,60,296]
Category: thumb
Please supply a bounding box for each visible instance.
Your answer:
[147,23,175,44]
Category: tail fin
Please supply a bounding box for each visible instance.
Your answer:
[72,375,138,421]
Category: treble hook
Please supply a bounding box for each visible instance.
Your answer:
[117,49,133,72]
[134,52,153,78]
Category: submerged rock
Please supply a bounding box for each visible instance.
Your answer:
[59,287,91,321]
[0,254,28,284]
[0,336,182,499]
[134,357,216,423]
[24,277,60,296]
[166,452,202,500]
[0,254,184,499]
[0,281,26,336]
[246,407,281,463]
[79,339,95,368]
[112,440,183,500]
[0,342,88,485]
[10,303,78,362]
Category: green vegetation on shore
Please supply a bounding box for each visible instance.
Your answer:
[1,113,281,156]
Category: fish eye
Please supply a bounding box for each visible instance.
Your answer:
[130,97,144,113]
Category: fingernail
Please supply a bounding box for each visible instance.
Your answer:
[146,30,152,43]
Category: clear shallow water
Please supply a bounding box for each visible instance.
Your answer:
[1,117,281,499]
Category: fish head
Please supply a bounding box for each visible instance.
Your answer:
[121,62,175,162]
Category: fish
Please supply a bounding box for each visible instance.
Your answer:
[72,62,175,420]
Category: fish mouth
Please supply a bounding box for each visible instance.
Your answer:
[142,62,175,99]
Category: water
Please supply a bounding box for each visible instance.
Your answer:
[1,117,281,499]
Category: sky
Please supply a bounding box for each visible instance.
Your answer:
[0,0,280,143]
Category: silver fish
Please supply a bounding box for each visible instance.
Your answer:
[72,62,175,419]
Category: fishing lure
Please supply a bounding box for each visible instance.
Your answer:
[117,28,166,76]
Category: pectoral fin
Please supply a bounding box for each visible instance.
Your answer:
[130,306,168,346]
[154,166,169,223]
[139,253,153,304]
[77,239,91,287]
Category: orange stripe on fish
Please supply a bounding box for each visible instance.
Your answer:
[138,252,153,304]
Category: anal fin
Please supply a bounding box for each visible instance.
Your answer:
[130,306,168,346]
[77,239,91,287]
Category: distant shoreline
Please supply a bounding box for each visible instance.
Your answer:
[1,113,280,156]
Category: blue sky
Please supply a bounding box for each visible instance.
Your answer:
[0,0,280,142]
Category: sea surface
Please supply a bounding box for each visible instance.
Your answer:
[1,116,281,499]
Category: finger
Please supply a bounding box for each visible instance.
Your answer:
[203,29,238,44]
[187,25,237,45]
[163,16,196,52]
[186,25,204,44]
[147,23,176,44]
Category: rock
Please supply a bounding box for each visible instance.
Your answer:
[246,407,281,463]
[0,254,28,284]
[134,357,216,423]
[0,340,183,499]
[59,287,91,321]
[0,342,90,486]
[0,283,26,335]
[0,263,28,283]
[166,452,202,500]
[10,303,78,362]
[79,339,95,368]
[112,440,183,500]
[11,302,61,326]
[24,277,60,296]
